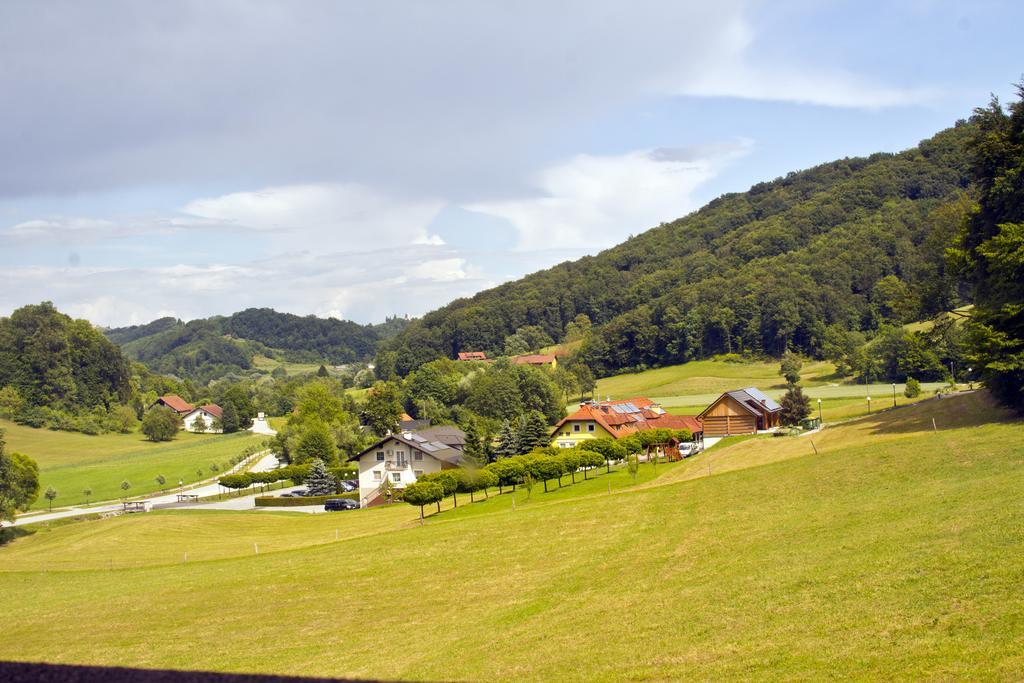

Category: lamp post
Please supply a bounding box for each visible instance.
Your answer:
[892,382,897,408]
[866,396,871,415]
[817,398,822,423]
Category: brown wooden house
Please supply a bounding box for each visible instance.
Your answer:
[698,387,782,436]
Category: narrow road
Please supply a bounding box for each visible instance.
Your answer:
[6,449,282,528]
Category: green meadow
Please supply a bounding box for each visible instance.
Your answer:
[0,420,265,509]
[0,392,1021,680]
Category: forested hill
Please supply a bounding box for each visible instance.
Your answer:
[379,121,975,377]
[106,309,408,382]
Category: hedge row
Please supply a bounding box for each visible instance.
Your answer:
[254,491,359,507]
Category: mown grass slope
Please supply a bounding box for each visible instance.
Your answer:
[0,420,265,509]
[0,393,1021,680]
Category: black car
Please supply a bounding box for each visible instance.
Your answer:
[325,498,359,511]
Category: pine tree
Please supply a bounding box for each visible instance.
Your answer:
[494,420,520,458]
[463,419,485,465]
[521,411,550,452]
[304,459,337,496]
[779,383,811,426]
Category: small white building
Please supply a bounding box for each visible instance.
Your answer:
[350,431,465,508]
[182,404,224,433]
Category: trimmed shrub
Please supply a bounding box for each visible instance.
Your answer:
[254,492,359,507]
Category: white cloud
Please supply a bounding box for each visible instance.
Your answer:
[650,15,935,109]
[467,143,751,251]
[182,183,445,249]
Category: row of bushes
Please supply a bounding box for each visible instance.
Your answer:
[254,491,358,507]
[218,462,357,493]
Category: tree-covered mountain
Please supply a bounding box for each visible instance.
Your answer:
[106,308,405,383]
[379,121,977,377]
[0,303,132,412]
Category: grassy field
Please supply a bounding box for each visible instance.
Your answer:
[0,420,265,509]
[580,358,947,420]
[0,392,1021,680]
[252,355,332,377]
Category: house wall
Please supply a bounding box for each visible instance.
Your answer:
[551,420,614,448]
[701,397,758,436]
[356,438,447,507]
[183,410,223,434]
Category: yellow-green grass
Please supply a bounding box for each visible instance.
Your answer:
[0,420,264,509]
[251,355,329,377]
[0,394,1021,679]
[1,460,676,571]
[590,358,838,401]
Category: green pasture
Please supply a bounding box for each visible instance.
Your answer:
[0,393,1021,679]
[1,420,265,509]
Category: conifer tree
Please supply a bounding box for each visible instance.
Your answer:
[494,420,520,458]
[304,459,337,497]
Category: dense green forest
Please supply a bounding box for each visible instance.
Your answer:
[106,309,408,383]
[379,122,976,378]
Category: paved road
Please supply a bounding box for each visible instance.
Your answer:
[6,450,283,527]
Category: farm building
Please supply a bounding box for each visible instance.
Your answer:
[150,394,194,416]
[698,388,782,436]
[550,397,702,449]
[457,351,489,361]
[511,353,558,368]
[182,404,223,433]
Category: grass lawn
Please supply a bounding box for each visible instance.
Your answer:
[0,393,1021,679]
[0,420,265,509]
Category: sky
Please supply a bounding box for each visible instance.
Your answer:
[0,0,1020,327]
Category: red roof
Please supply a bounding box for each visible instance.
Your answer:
[156,395,194,414]
[200,404,223,419]
[551,396,703,439]
[511,354,557,365]
[457,351,488,361]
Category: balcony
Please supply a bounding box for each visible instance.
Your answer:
[384,461,408,471]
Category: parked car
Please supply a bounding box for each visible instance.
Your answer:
[325,498,359,511]
[339,480,357,492]
[292,489,309,497]
[279,492,298,498]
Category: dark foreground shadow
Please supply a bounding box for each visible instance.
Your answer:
[0,662,390,683]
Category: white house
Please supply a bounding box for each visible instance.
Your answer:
[349,431,465,508]
[182,404,224,433]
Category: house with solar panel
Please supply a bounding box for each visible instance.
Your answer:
[349,428,467,508]
[550,397,703,450]
[697,387,782,436]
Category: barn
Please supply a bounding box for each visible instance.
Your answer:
[698,387,782,436]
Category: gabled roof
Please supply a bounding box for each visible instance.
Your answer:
[350,432,465,466]
[698,387,782,419]
[415,425,466,449]
[511,354,557,365]
[200,404,223,419]
[457,351,488,361]
[552,396,702,439]
[154,395,194,414]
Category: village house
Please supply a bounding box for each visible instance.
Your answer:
[457,351,489,361]
[349,427,467,508]
[511,353,558,369]
[150,394,194,416]
[550,397,703,453]
[182,404,223,433]
[698,388,782,436]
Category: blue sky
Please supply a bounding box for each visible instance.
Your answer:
[0,0,1019,326]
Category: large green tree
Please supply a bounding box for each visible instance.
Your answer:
[0,430,40,521]
[362,382,404,437]
[141,406,180,442]
[952,85,1024,411]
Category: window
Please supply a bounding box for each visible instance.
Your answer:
[413,451,423,461]
[376,451,385,462]
[573,424,581,432]
[391,472,401,482]
[373,471,382,481]
[414,470,423,478]
[587,423,595,432]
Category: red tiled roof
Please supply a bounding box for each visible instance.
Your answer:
[511,354,557,365]
[156,395,194,414]
[636,414,703,433]
[400,412,414,422]
[200,404,223,419]
[552,396,703,439]
[457,351,488,361]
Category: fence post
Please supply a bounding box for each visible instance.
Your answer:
[932,417,938,432]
